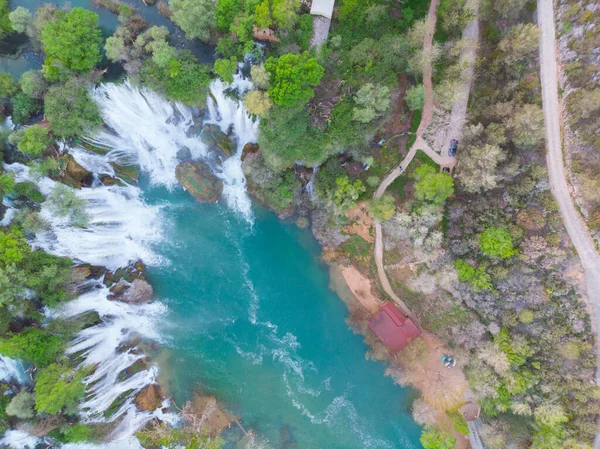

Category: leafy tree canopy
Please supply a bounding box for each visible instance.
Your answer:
[9,7,33,34]
[44,77,102,137]
[0,0,13,39]
[0,328,66,367]
[265,53,324,108]
[213,57,238,83]
[41,8,103,72]
[420,427,456,449]
[478,227,518,258]
[0,73,19,98]
[414,164,454,205]
[169,0,216,41]
[18,125,52,158]
[35,363,87,414]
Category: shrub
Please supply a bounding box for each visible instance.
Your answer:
[455,259,493,291]
[448,409,469,435]
[6,391,36,419]
[478,227,517,258]
[47,184,89,227]
[19,70,46,99]
[44,77,102,137]
[11,93,41,124]
[0,73,18,98]
[0,328,66,367]
[331,177,366,215]
[0,228,29,267]
[353,83,391,123]
[420,426,456,449]
[368,194,396,221]
[0,172,15,196]
[405,84,425,111]
[35,363,87,415]
[17,125,51,158]
[14,182,44,202]
[213,57,238,83]
[0,0,13,39]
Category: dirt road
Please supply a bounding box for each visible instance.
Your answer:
[537,0,600,446]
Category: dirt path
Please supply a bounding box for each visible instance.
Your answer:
[441,0,480,156]
[536,0,600,446]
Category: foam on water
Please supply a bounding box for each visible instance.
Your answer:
[0,356,26,383]
[0,430,43,449]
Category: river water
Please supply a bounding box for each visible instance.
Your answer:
[1,44,423,449]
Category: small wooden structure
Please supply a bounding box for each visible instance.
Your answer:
[368,302,421,354]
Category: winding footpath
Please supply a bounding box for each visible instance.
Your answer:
[536,0,600,446]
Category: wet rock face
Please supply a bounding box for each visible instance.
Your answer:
[201,124,234,157]
[134,384,163,412]
[121,279,154,304]
[175,161,223,203]
[241,142,259,161]
[57,154,93,188]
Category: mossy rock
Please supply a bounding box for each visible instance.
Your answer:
[175,161,223,203]
[111,163,140,185]
[134,384,163,412]
[100,175,125,187]
[55,154,93,188]
[201,124,234,157]
[68,310,102,331]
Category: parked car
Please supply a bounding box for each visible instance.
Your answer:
[449,139,458,157]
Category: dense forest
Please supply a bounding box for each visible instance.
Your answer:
[0,0,598,448]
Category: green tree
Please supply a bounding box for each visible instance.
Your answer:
[0,264,27,308]
[44,77,102,137]
[6,391,36,419]
[414,164,454,204]
[47,184,89,227]
[169,0,216,41]
[213,57,238,83]
[265,53,324,108]
[17,125,51,158]
[9,6,33,34]
[455,259,493,291]
[353,83,391,123]
[0,172,15,196]
[140,51,212,106]
[0,328,66,367]
[405,84,425,111]
[369,194,396,221]
[250,64,270,90]
[215,0,244,32]
[19,70,46,99]
[41,8,103,72]
[0,73,19,98]
[457,143,506,193]
[478,227,517,258]
[331,177,365,214]
[420,426,456,449]
[0,229,29,267]
[505,104,545,148]
[35,363,87,414]
[11,93,41,124]
[0,0,13,39]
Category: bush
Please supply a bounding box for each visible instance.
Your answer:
[44,77,102,137]
[17,125,51,158]
[35,363,87,415]
[6,391,36,419]
[448,409,469,435]
[14,182,44,203]
[353,83,391,123]
[0,73,19,98]
[11,93,41,124]
[0,328,66,367]
[478,227,517,258]
[213,57,238,83]
[420,426,456,449]
[47,184,89,227]
[0,0,13,39]
[368,194,396,221]
[140,51,211,106]
[405,84,425,111]
[455,259,493,291]
[0,172,15,196]
[41,8,103,72]
[331,176,365,214]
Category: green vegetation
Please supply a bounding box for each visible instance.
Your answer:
[44,77,102,136]
[41,8,103,73]
[17,125,52,158]
[368,195,396,221]
[478,227,517,259]
[414,164,454,205]
[0,328,66,367]
[35,363,88,414]
[0,73,19,98]
[213,57,238,83]
[455,259,493,292]
[169,0,216,41]
[265,53,324,108]
[137,422,224,449]
[420,426,456,449]
[0,0,13,39]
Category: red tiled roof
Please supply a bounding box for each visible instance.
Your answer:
[368,303,421,354]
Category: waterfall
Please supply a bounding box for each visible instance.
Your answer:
[1,77,258,445]
[88,78,258,222]
[0,356,26,384]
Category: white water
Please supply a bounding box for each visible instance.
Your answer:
[0,356,26,384]
[89,77,258,222]
[1,77,257,445]
[0,430,44,449]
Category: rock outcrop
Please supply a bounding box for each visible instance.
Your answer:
[121,279,154,304]
[175,161,222,203]
[201,124,234,157]
[134,384,163,411]
[241,142,259,161]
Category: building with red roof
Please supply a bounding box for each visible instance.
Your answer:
[368,302,421,354]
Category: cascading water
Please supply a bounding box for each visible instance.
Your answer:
[1,75,260,447]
